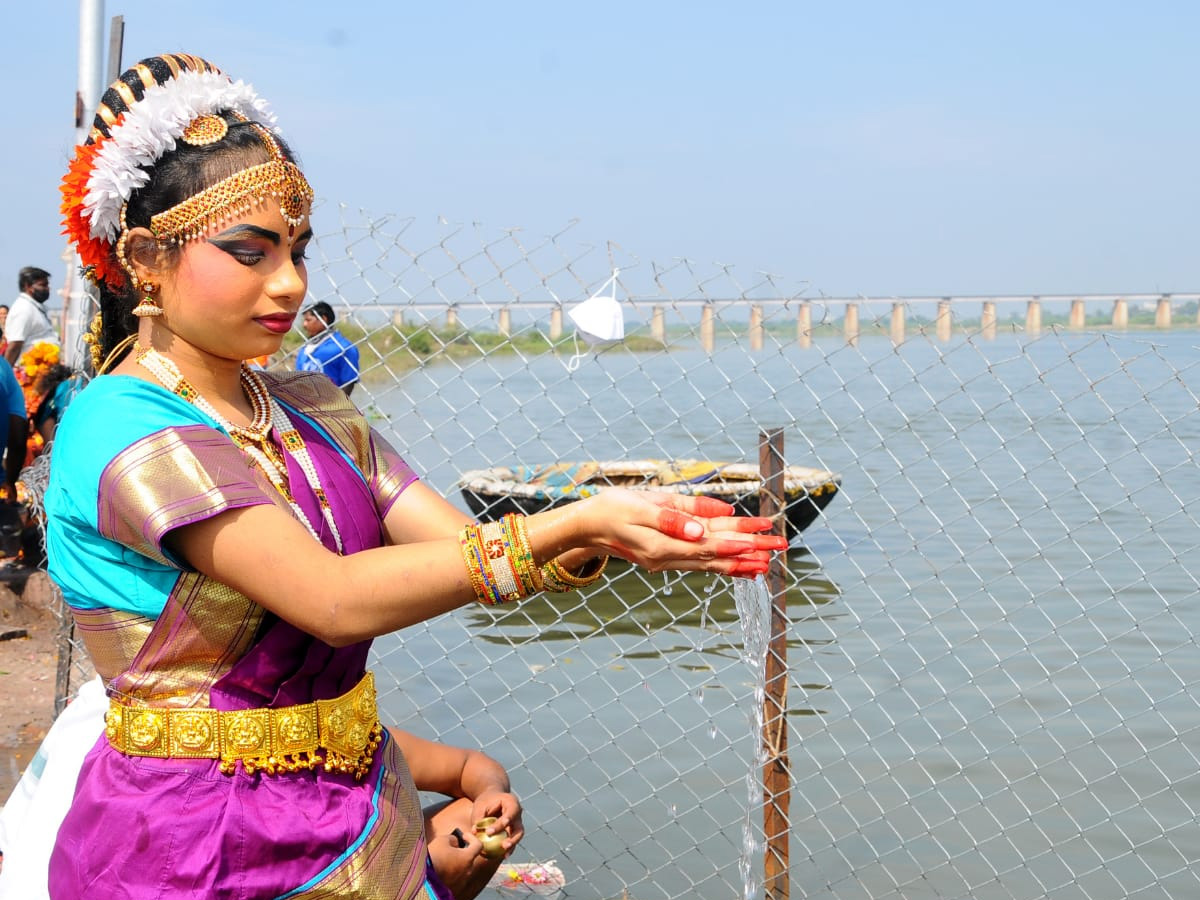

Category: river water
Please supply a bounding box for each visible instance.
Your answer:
[369,328,1200,899]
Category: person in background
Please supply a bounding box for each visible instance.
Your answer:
[38,52,785,900]
[31,364,83,444]
[0,357,27,501]
[5,268,59,366]
[296,300,360,395]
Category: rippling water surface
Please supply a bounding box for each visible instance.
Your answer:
[371,329,1200,899]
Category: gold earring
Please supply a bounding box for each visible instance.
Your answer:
[115,208,141,292]
[132,282,163,318]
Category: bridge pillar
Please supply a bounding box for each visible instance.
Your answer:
[446,306,458,330]
[890,302,905,344]
[1112,298,1128,329]
[981,300,997,340]
[651,305,666,343]
[844,302,859,347]
[749,304,764,351]
[796,301,811,348]
[936,299,953,342]
[549,305,563,340]
[1025,298,1042,335]
[701,303,715,352]
[1069,298,1085,329]
[498,307,511,336]
[1155,296,1172,329]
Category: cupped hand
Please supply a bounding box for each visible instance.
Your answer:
[577,488,789,577]
[426,829,501,898]
[471,790,525,851]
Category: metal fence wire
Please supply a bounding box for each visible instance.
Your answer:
[46,207,1200,900]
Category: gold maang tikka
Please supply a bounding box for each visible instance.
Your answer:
[149,119,313,245]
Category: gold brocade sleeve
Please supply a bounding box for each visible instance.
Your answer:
[97,423,285,567]
[366,428,418,517]
[263,370,418,515]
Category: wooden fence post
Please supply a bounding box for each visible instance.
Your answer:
[759,428,791,900]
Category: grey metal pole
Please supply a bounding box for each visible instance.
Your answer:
[61,0,108,371]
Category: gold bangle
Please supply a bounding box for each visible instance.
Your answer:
[461,520,541,605]
[459,524,497,605]
[480,520,522,602]
[541,555,609,592]
[503,514,543,594]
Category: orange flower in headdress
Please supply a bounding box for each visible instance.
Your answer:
[60,140,125,290]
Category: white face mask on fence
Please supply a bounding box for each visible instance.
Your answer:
[565,270,625,371]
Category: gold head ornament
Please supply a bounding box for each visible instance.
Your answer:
[146,121,313,246]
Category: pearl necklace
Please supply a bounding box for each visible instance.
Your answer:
[135,344,344,554]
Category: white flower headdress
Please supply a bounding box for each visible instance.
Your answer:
[85,69,275,243]
[61,55,289,289]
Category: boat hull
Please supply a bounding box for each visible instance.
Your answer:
[458,460,840,540]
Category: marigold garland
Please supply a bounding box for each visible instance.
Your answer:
[20,343,61,383]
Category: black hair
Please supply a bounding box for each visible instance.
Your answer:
[308,301,336,326]
[87,54,301,368]
[19,267,50,291]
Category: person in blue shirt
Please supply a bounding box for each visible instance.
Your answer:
[0,358,27,501]
[295,301,360,396]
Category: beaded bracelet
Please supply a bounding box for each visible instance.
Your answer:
[502,514,543,595]
[459,514,543,605]
[540,555,609,593]
[460,525,501,605]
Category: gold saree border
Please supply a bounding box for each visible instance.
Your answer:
[97,572,265,706]
[285,733,428,899]
[97,423,280,567]
[264,371,417,515]
[71,606,156,685]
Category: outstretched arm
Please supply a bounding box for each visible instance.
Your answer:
[168,486,786,646]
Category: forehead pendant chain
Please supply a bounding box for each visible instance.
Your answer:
[135,345,344,554]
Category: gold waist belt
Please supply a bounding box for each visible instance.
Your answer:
[105,671,383,780]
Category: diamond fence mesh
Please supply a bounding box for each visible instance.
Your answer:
[43,208,1200,899]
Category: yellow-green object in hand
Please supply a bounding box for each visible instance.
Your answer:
[474,817,507,860]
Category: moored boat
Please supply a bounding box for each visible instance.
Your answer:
[457,459,840,539]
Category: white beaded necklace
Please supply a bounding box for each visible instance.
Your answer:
[135,344,344,554]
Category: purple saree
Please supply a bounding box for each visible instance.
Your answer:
[48,373,450,900]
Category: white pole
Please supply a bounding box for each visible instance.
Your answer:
[62,0,106,370]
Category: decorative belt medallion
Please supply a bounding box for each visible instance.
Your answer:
[106,671,382,780]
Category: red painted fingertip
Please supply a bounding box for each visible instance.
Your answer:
[729,559,769,576]
[658,508,703,540]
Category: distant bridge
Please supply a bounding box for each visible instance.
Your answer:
[364,292,1200,348]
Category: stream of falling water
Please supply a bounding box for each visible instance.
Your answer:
[733,575,771,900]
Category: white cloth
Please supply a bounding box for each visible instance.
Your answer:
[0,677,106,900]
[5,294,59,348]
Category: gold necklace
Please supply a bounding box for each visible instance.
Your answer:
[135,344,344,553]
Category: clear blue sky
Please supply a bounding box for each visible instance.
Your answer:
[2,2,1197,302]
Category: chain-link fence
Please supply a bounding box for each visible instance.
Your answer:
[47,207,1200,899]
